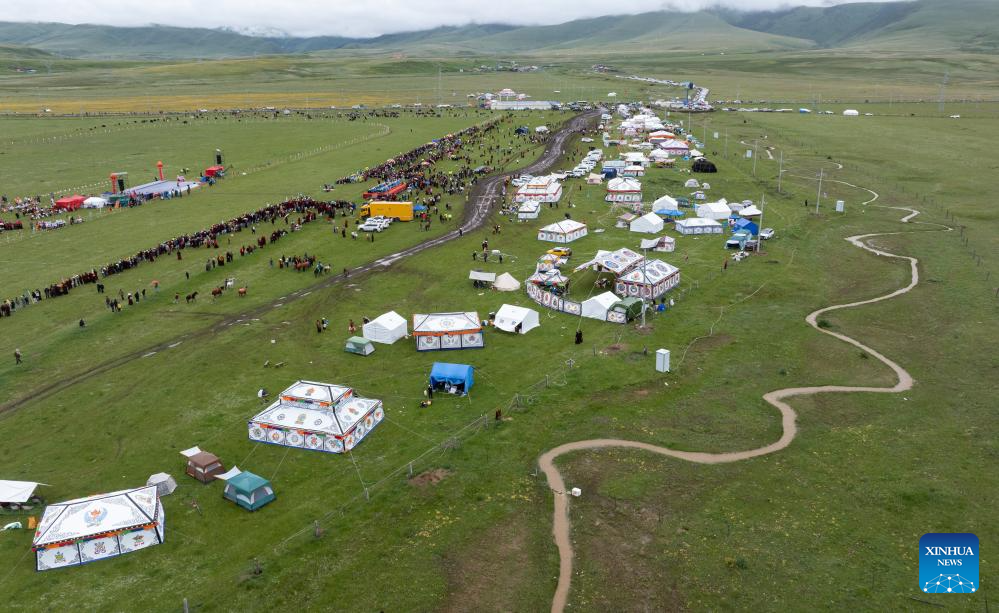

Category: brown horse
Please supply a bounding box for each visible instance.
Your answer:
[211,286,224,298]
[238,287,247,297]
[185,291,198,303]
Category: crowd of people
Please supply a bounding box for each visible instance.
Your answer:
[2,114,514,322]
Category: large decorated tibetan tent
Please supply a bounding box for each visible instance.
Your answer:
[32,486,164,571]
[412,312,483,351]
[248,380,384,454]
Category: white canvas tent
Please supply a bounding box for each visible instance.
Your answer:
[684,178,700,188]
[675,217,723,235]
[652,195,679,212]
[363,311,407,345]
[82,196,108,209]
[630,212,664,234]
[493,273,520,292]
[33,486,165,571]
[0,480,46,503]
[696,200,732,220]
[739,205,763,217]
[517,201,541,220]
[537,219,588,243]
[581,291,619,320]
[493,304,540,334]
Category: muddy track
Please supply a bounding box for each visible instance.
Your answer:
[538,203,951,613]
[0,111,599,416]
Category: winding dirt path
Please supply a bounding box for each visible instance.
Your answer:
[538,203,948,613]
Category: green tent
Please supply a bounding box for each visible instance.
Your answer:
[223,471,275,511]
[610,297,645,321]
[345,336,375,356]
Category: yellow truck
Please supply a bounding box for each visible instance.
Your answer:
[359,201,415,222]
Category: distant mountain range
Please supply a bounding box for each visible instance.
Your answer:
[0,0,995,60]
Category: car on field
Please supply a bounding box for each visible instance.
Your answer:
[359,219,388,232]
[547,247,572,257]
[569,168,586,178]
[581,137,594,143]
[759,227,775,240]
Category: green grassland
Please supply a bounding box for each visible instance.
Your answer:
[0,65,996,613]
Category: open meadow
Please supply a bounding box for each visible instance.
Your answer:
[0,54,996,612]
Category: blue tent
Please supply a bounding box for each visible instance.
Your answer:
[602,168,617,179]
[429,362,474,395]
[732,218,759,236]
[655,209,685,218]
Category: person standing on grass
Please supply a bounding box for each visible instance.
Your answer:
[14,348,22,365]
[316,320,323,334]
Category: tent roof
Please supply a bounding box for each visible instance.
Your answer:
[251,396,380,438]
[607,177,641,191]
[698,202,731,214]
[493,272,520,291]
[469,270,497,282]
[640,236,674,249]
[279,380,351,408]
[228,471,270,494]
[619,259,679,284]
[583,291,620,309]
[346,336,372,345]
[188,451,220,467]
[539,219,586,234]
[33,486,160,547]
[676,217,722,227]
[635,212,662,224]
[0,480,46,503]
[739,205,763,216]
[429,362,474,385]
[653,195,679,209]
[413,312,480,334]
[495,304,537,323]
[573,247,644,274]
[368,310,406,329]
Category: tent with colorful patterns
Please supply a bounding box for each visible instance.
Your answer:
[32,486,164,571]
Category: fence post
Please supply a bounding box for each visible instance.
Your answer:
[408,462,413,477]
[183,598,189,613]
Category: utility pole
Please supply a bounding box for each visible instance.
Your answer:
[437,65,443,107]
[815,168,824,214]
[752,139,759,176]
[777,150,784,193]
[758,192,766,246]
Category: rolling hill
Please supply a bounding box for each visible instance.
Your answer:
[0,0,994,60]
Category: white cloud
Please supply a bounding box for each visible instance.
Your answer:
[0,1,895,38]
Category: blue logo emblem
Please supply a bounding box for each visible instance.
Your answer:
[920,533,978,593]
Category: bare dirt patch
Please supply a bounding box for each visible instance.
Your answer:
[441,520,533,613]
[409,467,453,487]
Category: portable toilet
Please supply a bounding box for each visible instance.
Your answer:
[656,349,671,373]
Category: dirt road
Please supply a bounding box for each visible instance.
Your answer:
[538,204,947,613]
[0,111,599,415]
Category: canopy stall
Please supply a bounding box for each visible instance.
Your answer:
[0,480,46,507]
[412,312,483,351]
[32,486,164,571]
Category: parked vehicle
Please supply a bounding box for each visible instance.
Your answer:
[759,227,775,240]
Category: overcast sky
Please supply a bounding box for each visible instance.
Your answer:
[1,1,881,38]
